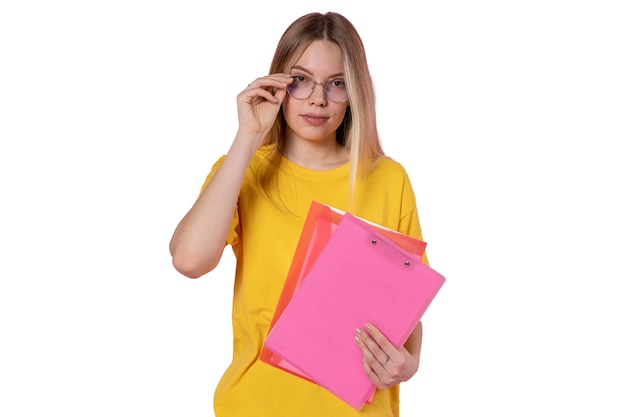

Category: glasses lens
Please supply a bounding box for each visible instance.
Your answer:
[287,76,311,100]
[325,81,347,102]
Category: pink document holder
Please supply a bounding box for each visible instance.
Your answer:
[259,201,427,389]
[263,213,446,409]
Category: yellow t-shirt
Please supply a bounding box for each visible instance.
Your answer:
[200,145,428,417]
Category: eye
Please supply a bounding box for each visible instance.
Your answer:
[329,79,346,88]
[292,74,309,84]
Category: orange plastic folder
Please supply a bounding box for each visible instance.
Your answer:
[263,212,446,410]
[259,201,427,382]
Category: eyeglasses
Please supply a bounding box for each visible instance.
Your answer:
[286,75,348,103]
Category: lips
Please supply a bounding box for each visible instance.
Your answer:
[301,114,328,126]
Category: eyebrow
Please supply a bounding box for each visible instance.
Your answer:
[290,65,344,79]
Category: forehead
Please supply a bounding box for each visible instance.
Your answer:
[291,40,344,76]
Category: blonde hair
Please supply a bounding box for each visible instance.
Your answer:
[263,12,384,205]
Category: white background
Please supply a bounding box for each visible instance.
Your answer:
[1,1,625,416]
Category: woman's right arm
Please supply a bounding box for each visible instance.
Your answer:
[169,74,292,278]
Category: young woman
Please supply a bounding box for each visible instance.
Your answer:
[170,11,430,417]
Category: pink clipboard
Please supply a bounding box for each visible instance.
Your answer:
[264,213,446,410]
[259,201,427,388]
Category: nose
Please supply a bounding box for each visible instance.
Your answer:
[308,82,327,105]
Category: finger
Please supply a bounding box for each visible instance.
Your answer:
[241,87,279,104]
[355,327,390,369]
[246,74,292,91]
[364,323,398,363]
[355,330,400,389]
[241,83,289,106]
[354,331,387,388]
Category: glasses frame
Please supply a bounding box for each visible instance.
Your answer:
[286,76,349,103]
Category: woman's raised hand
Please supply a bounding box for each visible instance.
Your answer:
[236,73,293,139]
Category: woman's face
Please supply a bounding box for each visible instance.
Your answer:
[282,40,349,146]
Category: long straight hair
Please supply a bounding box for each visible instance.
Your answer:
[263,12,384,205]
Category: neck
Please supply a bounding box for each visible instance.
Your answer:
[283,139,349,171]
